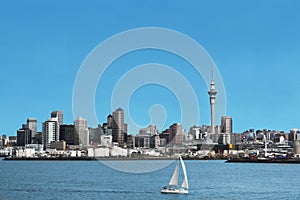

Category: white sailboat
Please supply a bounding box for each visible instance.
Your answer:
[161,156,189,194]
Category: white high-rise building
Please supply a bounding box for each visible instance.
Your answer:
[42,117,59,150]
[74,117,89,146]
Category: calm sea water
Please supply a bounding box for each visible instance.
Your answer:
[0,158,299,200]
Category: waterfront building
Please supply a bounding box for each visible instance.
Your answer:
[294,140,300,155]
[27,118,37,137]
[8,136,17,146]
[289,128,299,142]
[17,125,32,146]
[160,138,167,146]
[189,125,202,140]
[221,116,233,134]
[112,108,125,145]
[139,125,158,136]
[215,125,221,134]
[32,132,42,144]
[110,146,127,157]
[74,117,89,146]
[218,116,233,144]
[135,136,150,148]
[107,114,113,128]
[51,110,63,125]
[102,115,114,136]
[273,133,285,144]
[100,134,112,147]
[60,124,79,145]
[123,123,128,144]
[169,123,183,146]
[218,133,231,145]
[135,124,159,148]
[1,135,8,147]
[208,70,217,133]
[94,147,110,157]
[126,134,135,149]
[200,125,210,134]
[159,129,170,146]
[135,134,160,149]
[152,134,160,148]
[51,110,63,140]
[103,123,112,135]
[42,118,59,150]
[50,141,66,151]
[89,125,103,145]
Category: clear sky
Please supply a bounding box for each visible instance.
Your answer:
[1,1,300,136]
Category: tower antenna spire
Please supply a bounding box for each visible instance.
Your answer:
[208,65,217,135]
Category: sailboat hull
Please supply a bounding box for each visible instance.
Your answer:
[161,156,189,195]
[160,188,188,194]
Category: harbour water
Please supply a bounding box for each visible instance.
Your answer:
[0,158,299,200]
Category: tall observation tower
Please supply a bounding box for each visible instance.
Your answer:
[208,69,217,133]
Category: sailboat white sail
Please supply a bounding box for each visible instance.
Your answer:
[161,156,189,194]
[169,163,179,187]
[180,156,189,189]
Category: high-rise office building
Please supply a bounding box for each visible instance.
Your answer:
[112,108,125,145]
[107,114,113,128]
[74,117,89,146]
[42,118,59,150]
[51,110,63,125]
[60,124,78,145]
[50,110,63,141]
[123,123,128,143]
[27,118,37,137]
[139,125,158,136]
[169,123,183,146]
[102,115,113,136]
[17,125,32,146]
[221,116,233,134]
[88,124,103,145]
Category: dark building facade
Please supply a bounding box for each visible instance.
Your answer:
[112,108,126,145]
[32,132,42,144]
[17,126,32,146]
[127,135,135,149]
[160,129,170,145]
[59,124,78,145]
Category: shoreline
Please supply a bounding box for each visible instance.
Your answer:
[2,156,226,161]
[226,157,300,164]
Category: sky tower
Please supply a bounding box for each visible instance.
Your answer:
[208,68,217,133]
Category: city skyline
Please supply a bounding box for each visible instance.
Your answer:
[1,1,300,135]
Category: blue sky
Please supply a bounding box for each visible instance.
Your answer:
[1,1,300,135]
